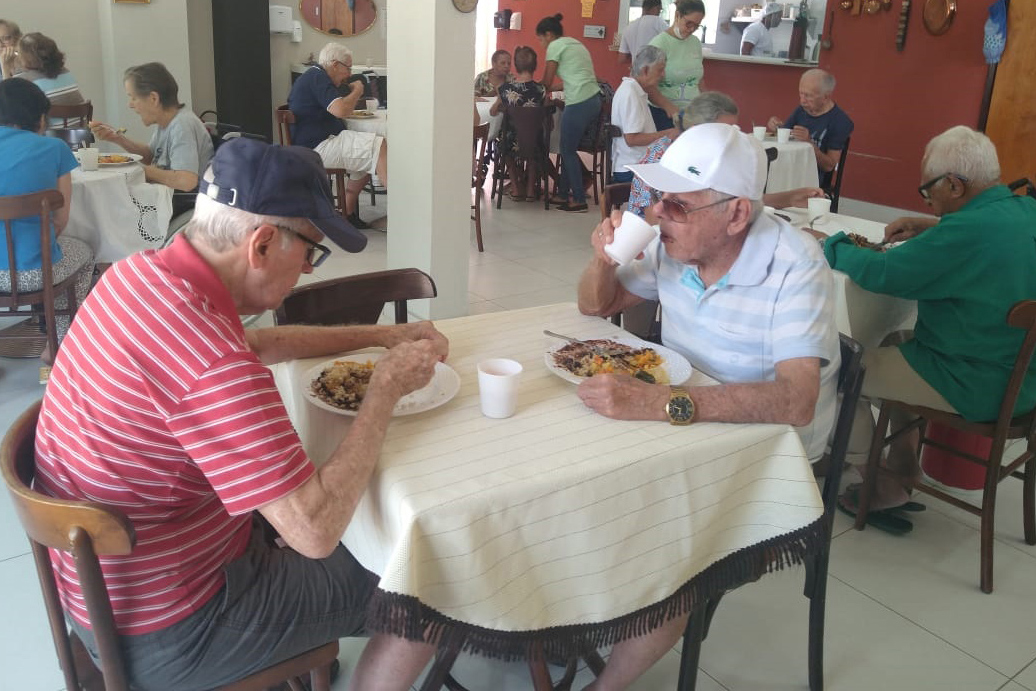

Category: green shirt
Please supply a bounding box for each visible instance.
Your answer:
[647,31,704,108]
[823,185,1036,421]
[545,37,599,106]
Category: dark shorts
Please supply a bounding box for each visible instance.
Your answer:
[71,524,378,691]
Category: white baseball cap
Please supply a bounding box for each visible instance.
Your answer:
[763,2,783,15]
[626,123,767,200]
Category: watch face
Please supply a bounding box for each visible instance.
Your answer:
[453,0,479,12]
[668,394,694,423]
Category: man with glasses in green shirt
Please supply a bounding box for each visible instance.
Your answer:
[812,126,1036,530]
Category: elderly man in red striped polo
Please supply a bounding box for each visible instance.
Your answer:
[34,138,446,690]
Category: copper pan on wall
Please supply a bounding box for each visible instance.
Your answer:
[922,0,957,35]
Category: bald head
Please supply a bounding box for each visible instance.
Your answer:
[798,69,836,117]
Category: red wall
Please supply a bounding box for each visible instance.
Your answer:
[496,0,992,212]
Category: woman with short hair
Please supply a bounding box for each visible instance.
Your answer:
[490,46,547,201]
[474,49,514,98]
[4,32,86,107]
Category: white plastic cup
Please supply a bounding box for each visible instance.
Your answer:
[808,197,832,223]
[777,127,792,144]
[604,211,657,266]
[78,146,99,172]
[365,98,379,112]
[752,126,766,141]
[477,358,523,419]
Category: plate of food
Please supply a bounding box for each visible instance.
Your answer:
[544,336,691,385]
[349,110,377,119]
[305,353,460,417]
[93,153,143,166]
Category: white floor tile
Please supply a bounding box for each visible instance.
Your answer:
[1015,658,1036,690]
[0,553,68,691]
[467,262,567,301]
[491,285,580,311]
[1004,683,1033,691]
[513,247,595,282]
[829,507,1036,676]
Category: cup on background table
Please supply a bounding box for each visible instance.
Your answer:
[78,146,99,172]
[752,126,766,141]
[366,98,379,112]
[776,127,792,144]
[605,211,657,265]
[477,359,523,419]
[808,197,832,223]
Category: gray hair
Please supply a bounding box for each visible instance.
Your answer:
[923,125,1000,188]
[680,91,738,130]
[631,45,666,78]
[318,42,352,69]
[802,68,836,95]
[185,188,311,253]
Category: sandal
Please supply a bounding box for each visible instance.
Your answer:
[836,485,920,536]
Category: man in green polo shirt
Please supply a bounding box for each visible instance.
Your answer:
[816,125,1036,526]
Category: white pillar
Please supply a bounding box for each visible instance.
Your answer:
[386,1,474,320]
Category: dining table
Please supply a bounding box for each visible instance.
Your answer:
[345,109,388,137]
[762,139,821,194]
[272,302,827,667]
[476,98,562,154]
[63,161,173,263]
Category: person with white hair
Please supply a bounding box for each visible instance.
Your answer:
[766,68,854,187]
[808,126,1036,533]
[740,2,783,56]
[288,42,388,229]
[610,45,677,184]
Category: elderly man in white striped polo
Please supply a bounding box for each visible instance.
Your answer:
[575,121,839,686]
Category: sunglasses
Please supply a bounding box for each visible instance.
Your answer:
[917,172,968,200]
[276,226,331,268]
[648,189,736,222]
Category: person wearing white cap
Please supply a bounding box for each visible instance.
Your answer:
[740,2,783,56]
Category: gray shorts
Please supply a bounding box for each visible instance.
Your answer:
[71,523,377,691]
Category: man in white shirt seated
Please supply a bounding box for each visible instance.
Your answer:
[618,0,669,72]
[740,2,783,56]
[610,45,678,184]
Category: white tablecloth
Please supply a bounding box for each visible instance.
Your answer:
[763,140,820,194]
[782,208,917,348]
[476,99,504,140]
[64,165,173,263]
[272,303,824,655]
[345,110,388,137]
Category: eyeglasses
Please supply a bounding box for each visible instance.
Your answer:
[917,172,968,200]
[274,226,331,268]
[335,60,352,71]
[649,189,736,223]
[0,36,16,45]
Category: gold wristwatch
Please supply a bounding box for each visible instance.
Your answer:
[666,387,696,426]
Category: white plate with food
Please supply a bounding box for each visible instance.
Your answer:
[305,353,460,417]
[88,152,143,167]
[544,336,692,385]
[348,110,377,119]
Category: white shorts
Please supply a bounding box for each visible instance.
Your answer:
[315,130,384,180]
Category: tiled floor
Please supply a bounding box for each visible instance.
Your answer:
[2,192,1035,691]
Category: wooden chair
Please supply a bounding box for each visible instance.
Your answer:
[678,334,865,691]
[0,401,340,691]
[275,105,349,217]
[471,122,490,252]
[601,182,631,221]
[0,190,81,360]
[43,127,95,151]
[492,104,555,211]
[49,101,93,128]
[274,267,437,326]
[575,82,616,206]
[1008,178,1036,200]
[823,136,850,213]
[854,300,1036,593]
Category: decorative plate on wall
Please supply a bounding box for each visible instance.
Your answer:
[453,0,478,13]
[922,0,956,36]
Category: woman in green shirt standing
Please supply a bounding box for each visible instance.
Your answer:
[647,0,706,130]
[537,13,601,213]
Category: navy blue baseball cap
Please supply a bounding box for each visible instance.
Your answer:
[198,137,367,253]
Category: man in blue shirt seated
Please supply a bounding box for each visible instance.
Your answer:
[767,68,853,189]
[288,42,387,230]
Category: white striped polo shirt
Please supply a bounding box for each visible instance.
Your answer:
[35,235,314,635]
[618,212,840,460]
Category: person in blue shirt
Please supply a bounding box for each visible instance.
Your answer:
[288,42,388,230]
[4,32,86,109]
[0,78,93,362]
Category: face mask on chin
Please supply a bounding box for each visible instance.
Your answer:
[673,22,685,39]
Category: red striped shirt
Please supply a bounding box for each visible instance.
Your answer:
[35,235,314,635]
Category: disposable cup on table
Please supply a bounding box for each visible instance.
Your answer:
[808,197,832,223]
[366,98,379,112]
[776,127,792,144]
[79,147,99,172]
[477,359,523,419]
[752,126,766,141]
[604,211,657,266]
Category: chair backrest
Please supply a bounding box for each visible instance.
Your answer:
[764,146,779,183]
[275,105,295,146]
[1,401,136,691]
[822,334,865,527]
[602,182,631,221]
[472,122,490,188]
[0,190,65,302]
[504,105,552,162]
[49,101,93,128]
[274,268,437,326]
[44,127,95,151]
[825,136,851,213]
[604,123,622,183]
[1008,178,1036,200]
[994,300,1036,442]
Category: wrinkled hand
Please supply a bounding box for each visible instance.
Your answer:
[0,46,17,72]
[791,125,811,143]
[388,321,449,361]
[803,227,828,241]
[370,339,442,400]
[590,210,623,264]
[89,121,119,143]
[766,116,782,133]
[577,375,669,421]
[782,187,825,209]
[884,216,932,243]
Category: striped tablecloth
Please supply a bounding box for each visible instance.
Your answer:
[273,303,825,658]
